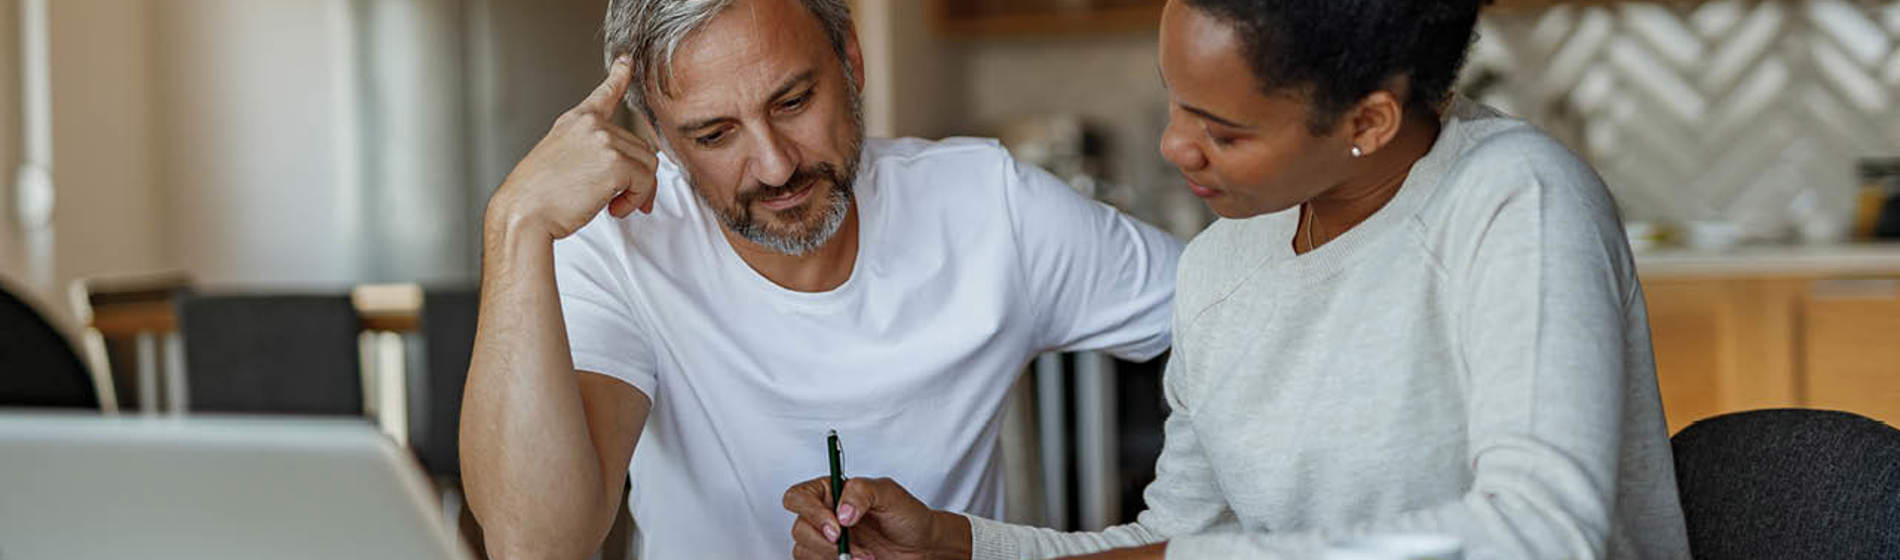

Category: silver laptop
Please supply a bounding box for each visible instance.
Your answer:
[0,412,472,560]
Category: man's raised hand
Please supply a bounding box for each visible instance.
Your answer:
[485,56,661,242]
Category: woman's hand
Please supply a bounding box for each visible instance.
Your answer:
[782,476,973,560]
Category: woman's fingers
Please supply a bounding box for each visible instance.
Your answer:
[782,477,844,542]
[790,519,839,560]
[837,477,906,526]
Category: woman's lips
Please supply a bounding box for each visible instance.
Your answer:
[1185,178,1220,199]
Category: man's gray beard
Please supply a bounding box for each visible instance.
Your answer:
[728,183,852,256]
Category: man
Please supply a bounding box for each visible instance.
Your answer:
[459,0,1181,558]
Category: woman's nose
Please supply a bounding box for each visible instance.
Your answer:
[1159,119,1206,172]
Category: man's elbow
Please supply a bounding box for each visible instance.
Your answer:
[479,516,608,560]
[468,484,617,560]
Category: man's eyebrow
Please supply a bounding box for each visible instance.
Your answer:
[766,70,816,103]
[677,115,733,135]
[674,70,818,136]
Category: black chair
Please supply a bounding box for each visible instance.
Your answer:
[176,294,362,415]
[1672,408,1900,560]
[414,288,478,477]
[0,281,96,408]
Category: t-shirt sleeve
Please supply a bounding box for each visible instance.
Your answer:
[552,218,659,398]
[1002,154,1182,361]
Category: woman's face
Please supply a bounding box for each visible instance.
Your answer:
[1157,0,1355,219]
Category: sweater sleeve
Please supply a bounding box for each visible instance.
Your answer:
[1160,136,1644,560]
[969,344,1238,559]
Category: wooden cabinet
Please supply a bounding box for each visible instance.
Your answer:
[1801,279,1900,425]
[1644,280,1731,433]
[1644,278,1804,433]
[1489,0,1715,11]
[932,0,1164,36]
[927,0,1703,36]
[1645,273,1900,433]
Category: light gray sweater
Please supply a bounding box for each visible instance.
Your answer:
[968,101,1691,559]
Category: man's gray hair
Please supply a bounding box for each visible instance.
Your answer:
[602,0,855,121]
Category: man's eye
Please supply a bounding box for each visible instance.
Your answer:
[694,129,730,147]
[779,92,812,112]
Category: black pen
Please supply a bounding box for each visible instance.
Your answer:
[828,429,850,560]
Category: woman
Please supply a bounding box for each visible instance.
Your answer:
[782,0,1690,558]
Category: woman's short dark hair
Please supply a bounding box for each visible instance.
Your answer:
[1186,0,1489,134]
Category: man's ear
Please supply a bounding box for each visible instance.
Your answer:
[843,23,865,93]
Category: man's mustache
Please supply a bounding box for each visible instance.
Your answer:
[736,162,845,207]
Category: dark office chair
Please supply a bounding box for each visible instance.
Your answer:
[414,288,478,477]
[0,281,96,408]
[1672,408,1900,560]
[176,293,363,415]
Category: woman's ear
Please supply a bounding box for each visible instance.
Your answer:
[1345,89,1405,158]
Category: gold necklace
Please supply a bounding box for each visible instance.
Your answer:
[1301,203,1318,253]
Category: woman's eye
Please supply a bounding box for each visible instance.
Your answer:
[1200,123,1236,147]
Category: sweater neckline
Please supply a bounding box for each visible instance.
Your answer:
[1259,100,1478,282]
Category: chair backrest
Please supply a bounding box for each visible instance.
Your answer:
[413,289,479,477]
[1671,408,1900,560]
[0,282,95,408]
[69,272,192,412]
[177,294,363,415]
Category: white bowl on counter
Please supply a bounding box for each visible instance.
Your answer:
[1684,220,1744,252]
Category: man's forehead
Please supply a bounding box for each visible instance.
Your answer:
[653,0,828,110]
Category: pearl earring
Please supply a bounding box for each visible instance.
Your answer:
[1350,146,1363,158]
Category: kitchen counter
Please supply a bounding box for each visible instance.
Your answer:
[1636,243,1900,279]
[1636,242,1900,433]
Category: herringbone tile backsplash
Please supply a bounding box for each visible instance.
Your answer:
[1462,0,1900,241]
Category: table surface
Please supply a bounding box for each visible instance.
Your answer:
[1636,242,1900,279]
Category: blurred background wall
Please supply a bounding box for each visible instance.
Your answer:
[0,0,18,284]
[0,0,608,330]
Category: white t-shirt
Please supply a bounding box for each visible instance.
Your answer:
[553,136,1182,559]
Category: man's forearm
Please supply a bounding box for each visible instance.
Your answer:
[460,216,614,558]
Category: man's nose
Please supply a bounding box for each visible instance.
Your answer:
[748,125,799,187]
